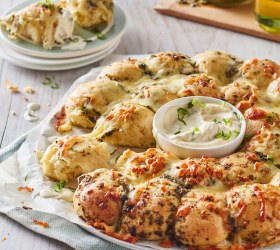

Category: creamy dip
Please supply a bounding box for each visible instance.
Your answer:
[163,98,241,148]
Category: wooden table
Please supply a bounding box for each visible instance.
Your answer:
[0,0,279,249]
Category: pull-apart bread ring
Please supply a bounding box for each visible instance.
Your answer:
[45,50,280,249]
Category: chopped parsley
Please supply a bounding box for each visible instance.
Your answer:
[24,172,30,181]
[110,149,117,155]
[221,101,227,107]
[177,108,189,125]
[54,180,66,193]
[223,118,232,126]
[190,98,206,108]
[215,131,232,140]
[37,0,55,10]
[42,76,60,89]
[234,130,240,135]
[115,155,121,163]
[95,32,106,40]
[213,118,221,124]
[267,155,274,163]
[174,130,181,135]
[193,127,199,133]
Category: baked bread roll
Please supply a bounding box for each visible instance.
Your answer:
[92,103,155,148]
[41,135,110,181]
[67,0,113,29]
[73,169,127,232]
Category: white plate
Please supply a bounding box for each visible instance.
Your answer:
[0,39,120,66]
[0,0,127,59]
[0,39,120,71]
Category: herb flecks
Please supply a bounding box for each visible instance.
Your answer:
[54,180,66,193]
[223,118,232,126]
[95,32,106,40]
[42,76,60,90]
[177,108,189,125]
[174,130,181,135]
[215,131,232,140]
[24,172,31,181]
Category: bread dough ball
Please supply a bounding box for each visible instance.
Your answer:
[0,2,75,49]
[65,80,126,129]
[120,177,183,240]
[175,190,230,247]
[226,184,280,244]
[73,169,127,231]
[240,59,280,90]
[177,73,221,98]
[131,84,177,112]
[142,52,195,78]
[67,0,113,29]
[168,157,225,189]
[115,148,180,185]
[92,103,155,148]
[193,50,243,85]
[221,80,258,113]
[219,152,278,187]
[246,122,280,166]
[41,135,110,181]
[98,59,144,82]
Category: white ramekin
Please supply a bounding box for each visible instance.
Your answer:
[153,96,246,159]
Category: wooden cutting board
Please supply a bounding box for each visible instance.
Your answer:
[154,0,280,42]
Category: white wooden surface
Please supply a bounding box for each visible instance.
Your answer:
[0,0,279,249]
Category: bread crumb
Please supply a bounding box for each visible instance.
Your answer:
[23,96,29,102]
[24,86,35,94]
[11,111,16,116]
[1,237,7,242]
[5,80,19,93]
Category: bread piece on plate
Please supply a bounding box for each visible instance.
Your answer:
[67,0,113,29]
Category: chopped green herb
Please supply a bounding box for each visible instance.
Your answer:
[110,149,117,155]
[213,118,221,124]
[234,130,240,135]
[191,98,199,106]
[115,155,121,163]
[221,101,227,107]
[95,32,106,40]
[37,0,55,10]
[54,180,66,193]
[223,118,232,126]
[81,106,91,114]
[174,130,181,135]
[84,39,93,42]
[42,76,52,85]
[215,131,232,140]
[193,127,199,133]
[24,172,30,181]
[51,83,59,89]
[267,155,274,163]
[245,134,253,140]
[187,101,194,109]
[177,108,189,125]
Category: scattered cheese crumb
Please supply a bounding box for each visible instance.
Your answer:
[17,186,34,193]
[32,220,49,228]
[11,111,16,116]
[23,86,35,94]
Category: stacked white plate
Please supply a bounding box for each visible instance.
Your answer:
[0,0,127,71]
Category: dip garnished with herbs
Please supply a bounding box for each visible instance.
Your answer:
[163,98,241,148]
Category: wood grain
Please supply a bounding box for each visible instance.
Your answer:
[155,0,280,42]
[0,0,279,249]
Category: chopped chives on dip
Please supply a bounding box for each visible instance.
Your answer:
[162,98,241,148]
